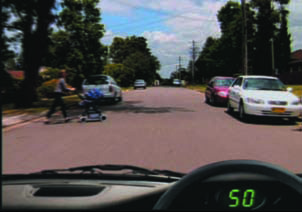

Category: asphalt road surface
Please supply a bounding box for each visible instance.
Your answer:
[3,87,302,174]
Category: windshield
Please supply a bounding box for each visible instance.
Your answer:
[214,79,234,87]
[243,78,287,91]
[2,0,302,179]
[84,76,109,85]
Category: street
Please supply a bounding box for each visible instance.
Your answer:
[3,87,302,174]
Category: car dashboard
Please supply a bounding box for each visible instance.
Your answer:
[2,160,302,211]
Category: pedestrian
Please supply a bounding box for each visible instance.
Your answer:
[44,69,75,124]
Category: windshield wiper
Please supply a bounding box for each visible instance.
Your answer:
[30,164,185,178]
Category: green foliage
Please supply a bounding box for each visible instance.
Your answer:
[195,0,291,81]
[40,67,61,81]
[45,0,107,89]
[2,77,23,104]
[103,64,135,87]
[36,79,58,99]
[110,36,150,63]
[3,0,56,107]
[109,36,160,85]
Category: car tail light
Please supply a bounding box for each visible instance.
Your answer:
[109,85,113,93]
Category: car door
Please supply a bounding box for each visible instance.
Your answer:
[206,79,214,99]
[111,78,121,97]
[229,77,243,109]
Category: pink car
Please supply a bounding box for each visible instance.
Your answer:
[205,76,235,105]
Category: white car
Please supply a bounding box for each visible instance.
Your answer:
[173,79,181,86]
[228,75,302,121]
[134,79,146,89]
[82,75,122,103]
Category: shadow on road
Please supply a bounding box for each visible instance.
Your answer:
[65,100,194,115]
[101,101,194,114]
[224,111,298,126]
[205,101,227,108]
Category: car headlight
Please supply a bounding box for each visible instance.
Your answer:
[246,97,265,104]
[291,100,300,105]
[217,91,228,97]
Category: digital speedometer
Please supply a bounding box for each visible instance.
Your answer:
[217,187,266,210]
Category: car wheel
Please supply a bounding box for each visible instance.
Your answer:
[117,95,123,102]
[205,94,209,103]
[287,117,297,123]
[239,102,248,122]
[227,100,234,113]
[209,95,215,105]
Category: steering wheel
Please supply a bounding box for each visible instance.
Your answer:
[153,160,302,210]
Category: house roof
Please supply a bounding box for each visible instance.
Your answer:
[291,49,302,61]
[7,70,24,80]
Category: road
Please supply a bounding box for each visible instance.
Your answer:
[3,87,302,174]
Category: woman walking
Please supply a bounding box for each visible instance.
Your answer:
[44,70,75,124]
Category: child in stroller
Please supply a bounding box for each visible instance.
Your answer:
[78,88,106,122]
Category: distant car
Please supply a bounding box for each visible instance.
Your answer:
[134,79,146,89]
[82,75,122,103]
[228,75,302,121]
[173,79,181,86]
[205,76,235,105]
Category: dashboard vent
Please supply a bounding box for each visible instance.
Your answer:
[34,185,105,197]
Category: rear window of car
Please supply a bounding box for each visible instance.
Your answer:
[214,79,234,86]
[84,76,109,85]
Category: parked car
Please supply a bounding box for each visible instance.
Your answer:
[173,79,181,86]
[82,75,122,103]
[205,76,235,105]
[134,79,146,89]
[228,75,302,121]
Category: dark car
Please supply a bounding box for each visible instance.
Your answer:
[205,76,235,105]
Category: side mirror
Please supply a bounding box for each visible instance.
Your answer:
[287,87,293,92]
[233,85,240,89]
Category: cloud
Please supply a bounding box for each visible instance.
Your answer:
[288,0,302,50]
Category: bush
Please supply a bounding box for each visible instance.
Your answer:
[37,79,58,99]
[2,78,23,104]
[40,67,61,81]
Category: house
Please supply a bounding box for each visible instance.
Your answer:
[279,49,302,84]
[6,67,47,80]
[6,70,24,80]
[289,49,302,73]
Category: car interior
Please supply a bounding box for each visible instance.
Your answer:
[3,160,302,211]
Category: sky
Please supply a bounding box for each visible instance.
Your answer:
[99,0,302,79]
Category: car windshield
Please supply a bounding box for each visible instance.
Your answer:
[2,0,302,182]
[214,79,234,87]
[243,78,287,91]
[84,76,109,85]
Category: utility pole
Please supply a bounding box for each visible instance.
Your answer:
[179,56,182,80]
[241,0,248,75]
[271,38,275,76]
[191,40,198,84]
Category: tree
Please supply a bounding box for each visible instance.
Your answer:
[195,37,221,81]
[275,0,291,74]
[109,36,160,85]
[103,64,135,87]
[110,36,150,64]
[45,0,107,89]
[123,52,159,85]
[251,0,281,75]
[4,0,56,107]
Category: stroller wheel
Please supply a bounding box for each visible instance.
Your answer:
[101,115,107,121]
[79,116,86,122]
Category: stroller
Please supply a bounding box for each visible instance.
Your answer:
[78,88,107,122]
